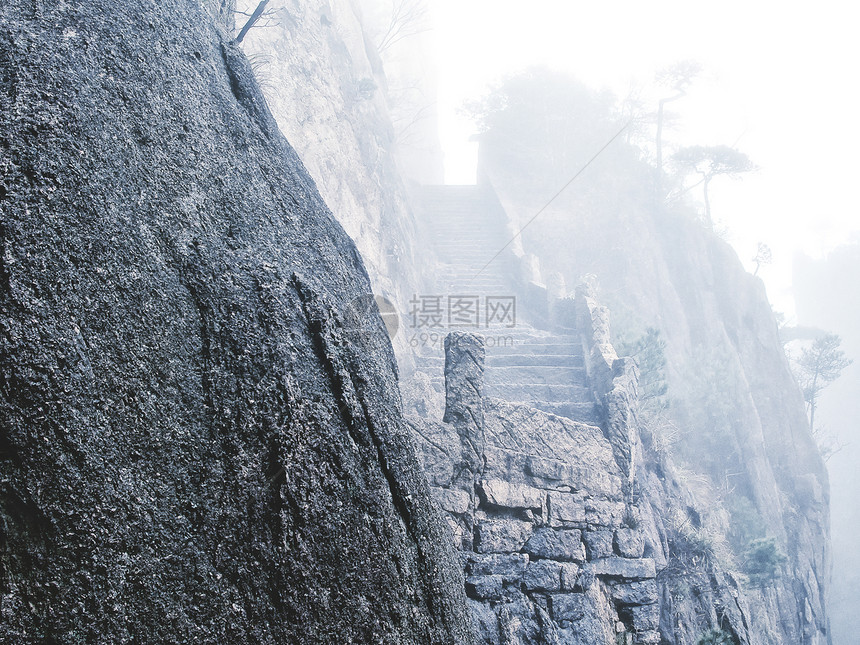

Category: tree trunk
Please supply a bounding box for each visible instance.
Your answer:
[236,0,269,43]
[656,99,666,174]
[702,175,712,226]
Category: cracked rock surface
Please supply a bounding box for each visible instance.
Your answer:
[0,2,474,642]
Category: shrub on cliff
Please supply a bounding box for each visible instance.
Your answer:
[696,628,736,645]
[743,537,787,586]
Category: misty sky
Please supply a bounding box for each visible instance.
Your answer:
[426,0,860,316]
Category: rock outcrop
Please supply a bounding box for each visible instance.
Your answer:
[409,260,828,643]
[477,140,830,644]
[235,0,432,362]
[0,2,474,642]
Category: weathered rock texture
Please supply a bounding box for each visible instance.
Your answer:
[411,327,661,645]
[235,0,433,358]
[0,2,474,642]
[410,263,828,643]
[479,144,830,644]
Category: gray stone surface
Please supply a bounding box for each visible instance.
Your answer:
[485,139,832,645]
[586,558,656,580]
[467,553,529,581]
[444,331,485,429]
[610,581,659,606]
[525,528,586,562]
[523,560,563,592]
[0,4,475,643]
[475,519,534,553]
[465,575,505,601]
[432,487,472,515]
[583,529,615,559]
[627,604,660,632]
[551,593,590,622]
[614,528,646,558]
[479,478,545,510]
[548,492,588,524]
[560,562,583,591]
[468,599,501,645]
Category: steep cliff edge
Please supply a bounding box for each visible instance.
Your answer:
[0,2,473,642]
[235,0,432,345]
[478,144,830,644]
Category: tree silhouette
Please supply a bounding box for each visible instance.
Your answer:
[793,333,852,434]
[752,242,772,276]
[672,145,756,225]
[376,0,430,54]
[655,61,701,177]
[235,1,277,44]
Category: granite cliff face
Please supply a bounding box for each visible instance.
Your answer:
[0,2,473,642]
[235,0,433,351]
[241,5,832,635]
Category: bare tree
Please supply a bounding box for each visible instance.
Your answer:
[376,0,430,54]
[235,0,279,43]
[672,145,756,225]
[752,242,772,276]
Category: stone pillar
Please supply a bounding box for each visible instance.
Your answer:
[443,331,485,427]
[443,331,486,549]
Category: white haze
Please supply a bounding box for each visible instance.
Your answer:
[426,0,860,317]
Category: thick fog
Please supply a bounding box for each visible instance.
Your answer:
[372,0,860,641]
[427,0,860,316]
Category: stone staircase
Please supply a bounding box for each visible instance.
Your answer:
[411,185,600,425]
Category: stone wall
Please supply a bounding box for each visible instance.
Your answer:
[409,322,660,644]
[481,149,830,645]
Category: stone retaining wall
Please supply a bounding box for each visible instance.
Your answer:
[409,306,658,643]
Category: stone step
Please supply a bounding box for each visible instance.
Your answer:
[522,400,602,425]
[429,229,503,235]
[414,359,586,381]
[429,230,500,239]
[488,354,584,368]
[487,343,582,356]
[431,239,505,246]
[433,268,508,275]
[430,234,499,241]
[483,382,592,403]
[431,278,511,286]
[409,331,579,345]
[484,366,587,386]
[413,345,584,364]
[430,280,510,289]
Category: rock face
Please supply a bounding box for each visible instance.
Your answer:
[236,0,433,359]
[0,2,474,643]
[411,269,828,644]
[411,329,661,645]
[479,144,830,644]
